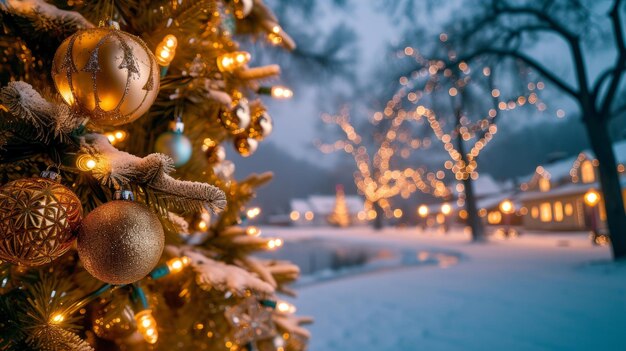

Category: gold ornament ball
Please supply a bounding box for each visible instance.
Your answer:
[52,25,160,127]
[234,135,258,157]
[0,177,82,266]
[220,98,251,134]
[77,200,164,285]
[91,297,137,340]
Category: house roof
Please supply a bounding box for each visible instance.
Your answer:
[472,174,503,197]
[519,177,626,202]
[520,140,626,184]
[290,195,364,215]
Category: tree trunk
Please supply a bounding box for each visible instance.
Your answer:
[372,201,384,230]
[463,176,485,242]
[585,117,626,259]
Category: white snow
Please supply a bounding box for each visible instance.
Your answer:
[262,226,626,351]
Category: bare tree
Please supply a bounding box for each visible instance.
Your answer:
[441,0,626,259]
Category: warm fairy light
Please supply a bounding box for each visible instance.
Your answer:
[50,312,65,324]
[289,211,300,221]
[271,86,293,99]
[276,300,297,314]
[418,205,429,218]
[441,203,452,215]
[304,211,314,221]
[246,226,261,237]
[246,207,261,219]
[105,130,128,145]
[197,220,208,230]
[166,256,190,274]
[135,309,158,344]
[76,154,97,171]
[155,35,178,66]
[268,27,283,45]
[216,51,251,72]
[584,189,600,207]
[393,208,403,218]
[267,238,283,249]
[499,200,514,214]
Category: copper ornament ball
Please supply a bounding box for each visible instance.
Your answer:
[0,177,82,266]
[77,200,164,285]
[51,26,160,127]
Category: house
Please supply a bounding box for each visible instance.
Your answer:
[518,140,626,232]
[289,194,365,226]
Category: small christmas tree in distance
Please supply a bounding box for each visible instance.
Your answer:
[328,184,351,227]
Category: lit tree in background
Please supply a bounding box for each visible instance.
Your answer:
[327,184,351,227]
[0,0,311,350]
[442,0,626,259]
[317,102,450,229]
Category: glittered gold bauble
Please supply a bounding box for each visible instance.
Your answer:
[234,135,258,157]
[77,199,164,285]
[91,297,137,340]
[0,173,82,266]
[51,23,160,127]
[220,98,251,134]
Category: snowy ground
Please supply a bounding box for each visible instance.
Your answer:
[262,226,626,351]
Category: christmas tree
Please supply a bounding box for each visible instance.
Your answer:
[327,184,351,227]
[0,0,310,350]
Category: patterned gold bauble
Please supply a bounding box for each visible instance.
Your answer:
[0,171,82,266]
[51,23,160,127]
[247,110,273,140]
[234,135,258,157]
[77,192,164,284]
[91,296,137,340]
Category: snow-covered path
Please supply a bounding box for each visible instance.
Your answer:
[265,226,626,351]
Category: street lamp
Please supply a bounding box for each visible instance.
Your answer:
[499,199,516,238]
[584,189,602,245]
[440,203,452,233]
[417,205,429,231]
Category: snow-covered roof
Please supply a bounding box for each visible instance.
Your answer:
[290,199,312,213]
[520,140,626,184]
[472,174,503,197]
[476,192,518,210]
[519,177,626,202]
[291,195,364,215]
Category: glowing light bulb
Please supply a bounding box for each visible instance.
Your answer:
[76,154,97,171]
[246,226,261,237]
[197,220,208,231]
[584,189,600,207]
[135,310,158,344]
[246,207,261,219]
[418,205,429,217]
[289,211,300,221]
[216,51,251,72]
[441,203,452,215]
[276,300,296,314]
[155,35,178,66]
[499,200,514,214]
[271,86,293,99]
[114,130,127,141]
[166,256,190,274]
[50,312,65,324]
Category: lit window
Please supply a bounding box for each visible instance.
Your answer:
[540,203,552,222]
[554,201,563,222]
[564,203,573,216]
[531,206,539,219]
[539,177,550,192]
[581,160,595,183]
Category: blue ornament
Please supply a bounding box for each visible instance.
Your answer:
[155,131,192,167]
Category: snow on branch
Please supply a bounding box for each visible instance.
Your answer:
[1,0,94,31]
[0,81,83,142]
[167,246,275,296]
[80,133,227,212]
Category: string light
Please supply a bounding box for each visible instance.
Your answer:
[104,130,127,145]
[155,34,178,66]
[135,309,158,344]
[418,205,429,217]
[246,207,261,219]
[216,51,251,72]
[257,85,293,99]
[50,312,65,324]
[246,226,261,236]
[76,154,97,171]
[276,300,297,314]
[267,25,283,45]
[165,256,190,274]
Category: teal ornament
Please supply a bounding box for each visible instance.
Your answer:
[155,120,192,166]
